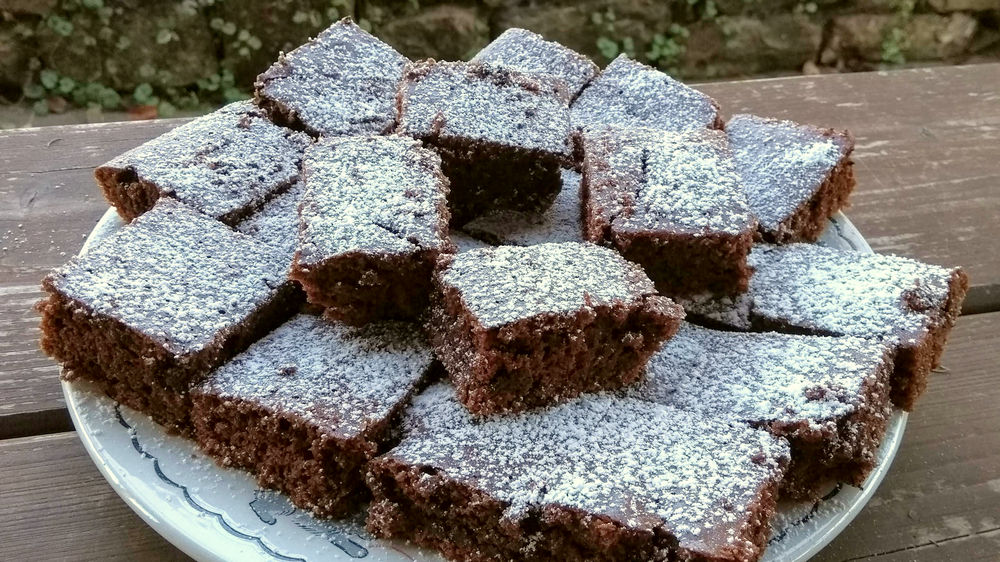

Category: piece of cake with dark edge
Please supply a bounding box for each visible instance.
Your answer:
[396,60,574,225]
[582,126,756,297]
[291,135,451,325]
[254,17,408,137]
[428,242,684,415]
[727,114,856,243]
[471,27,599,100]
[95,100,310,225]
[368,394,790,562]
[191,314,433,518]
[627,323,894,499]
[571,54,722,138]
[682,244,969,411]
[236,179,304,276]
[38,199,298,434]
[462,168,585,246]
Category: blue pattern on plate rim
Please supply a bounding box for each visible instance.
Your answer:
[114,405,370,560]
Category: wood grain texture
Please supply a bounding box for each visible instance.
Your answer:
[698,65,1000,312]
[0,432,189,561]
[814,311,1000,561]
[0,120,184,436]
[1,313,995,561]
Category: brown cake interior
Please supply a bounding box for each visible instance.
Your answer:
[765,155,856,244]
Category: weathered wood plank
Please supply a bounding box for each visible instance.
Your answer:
[2,65,999,432]
[814,311,1000,561]
[0,432,189,561]
[698,65,1000,312]
[2,313,995,561]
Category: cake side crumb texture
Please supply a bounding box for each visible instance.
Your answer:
[197,314,433,439]
[727,114,851,231]
[97,100,309,222]
[572,54,720,134]
[440,242,657,329]
[254,18,409,137]
[461,169,584,245]
[46,198,288,355]
[297,135,450,266]
[472,28,599,99]
[387,393,789,558]
[397,60,573,157]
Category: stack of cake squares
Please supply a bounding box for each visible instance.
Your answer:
[39,20,969,562]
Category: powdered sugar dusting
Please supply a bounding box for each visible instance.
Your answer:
[47,198,288,355]
[255,18,408,137]
[472,28,599,99]
[397,61,573,157]
[100,100,309,222]
[196,314,432,439]
[629,323,892,426]
[586,127,754,236]
[682,244,959,343]
[297,135,449,265]
[391,391,789,555]
[572,54,719,134]
[440,242,656,329]
[727,114,849,232]
[236,180,304,273]
[461,169,584,245]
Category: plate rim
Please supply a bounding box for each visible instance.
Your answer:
[62,207,906,562]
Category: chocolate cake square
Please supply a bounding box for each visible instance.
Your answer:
[95,101,310,225]
[427,242,684,414]
[471,28,599,100]
[461,168,585,246]
[368,394,790,561]
[396,60,574,225]
[254,18,409,137]
[682,244,969,410]
[582,126,756,297]
[236,179,304,276]
[629,323,894,498]
[39,199,299,433]
[291,135,451,325]
[192,314,433,517]
[571,54,722,137]
[727,114,856,243]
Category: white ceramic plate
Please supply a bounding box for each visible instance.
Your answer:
[63,208,906,562]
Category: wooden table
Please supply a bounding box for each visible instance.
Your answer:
[2,64,999,561]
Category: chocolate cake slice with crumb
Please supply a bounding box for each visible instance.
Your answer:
[396,60,574,225]
[95,100,310,225]
[681,244,969,411]
[727,114,856,243]
[39,199,298,434]
[472,28,599,100]
[572,54,722,137]
[291,135,451,325]
[192,314,433,518]
[582,126,756,297]
[629,323,894,499]
[254,18,409,137]
[427,242,683,415]
[368,394,790,562]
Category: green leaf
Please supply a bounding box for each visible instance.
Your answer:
[133,83,154,103]
[81,0,104,10]
[596,37,619,60]
[47,15,74,37]
[156,29,174,44]
[23,83,45,100]
[158,100,177,118]
[32,99,50,116]
[57,76,76,94]
[40,69,59,89]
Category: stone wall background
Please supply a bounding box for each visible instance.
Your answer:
[1,0,998,117]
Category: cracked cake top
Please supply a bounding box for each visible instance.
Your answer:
[471,28,598,99]
[296,135,450,266]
